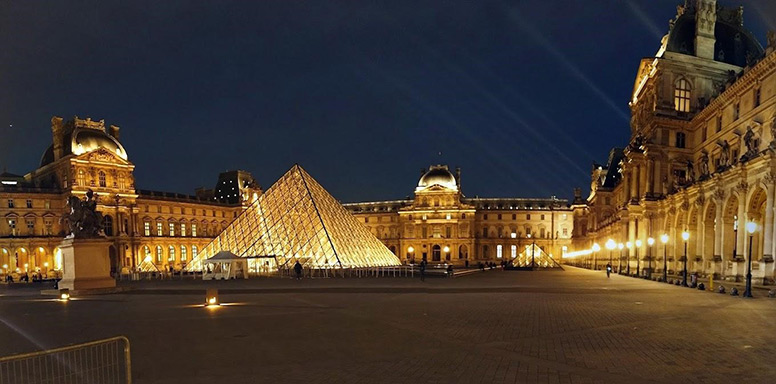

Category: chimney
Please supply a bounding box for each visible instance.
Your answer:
[109,125,120,140]
[51,116,64,161]
[695,0,717,60]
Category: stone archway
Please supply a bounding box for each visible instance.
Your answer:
[721,193,740,277]
[747,186,768,280]
[702,200,718,276]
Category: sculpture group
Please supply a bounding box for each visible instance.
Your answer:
[62,189,104,239]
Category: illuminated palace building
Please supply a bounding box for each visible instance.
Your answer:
[0,116,260,276]
[344,165,573,266]
[571,1,776,282]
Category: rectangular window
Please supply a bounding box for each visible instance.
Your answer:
[702,125,708,142]
[181,247,187,261]
[496,245,503,259]
[734,102,740,120]
[192,224,197,237]
[169,223,175,237]
[26,199,32,209]
[26,220,34,234]
[483,214,488,220]
[44,220,53,235]
[511,245,517,259]
[512,214,516,220]
[482,228,488,238]
[144,222,151,236]
[44,200,50,209]
[497,214,502,220]
[717,115,723,132]
[526,214,531,220]
[541,214,545,220]
[157,222,163,236]
[445,226,451,238]
[7,199,14,209]
[180,223,186,237]
[676,132,686,148]
[755,88,761,107]
[540,227,546,238]
[562,227,568,237]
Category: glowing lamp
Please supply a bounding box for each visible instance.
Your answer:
[592,243,601,252]
[407,246,414,253]
[647,237,655,246]
[59,289,70,301]
[44,262,49,267]
[618,243,624,250]
[511,232,517,239]
[605,239,616,250]
[746,222,757,234]
[443,246,450,253]
[626,242,632,249]
[660,234,669,244]
[635,240,642,248]
[206,289,219,306]
[681,231,690,241]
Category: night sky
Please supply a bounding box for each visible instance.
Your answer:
[1,1,775,203]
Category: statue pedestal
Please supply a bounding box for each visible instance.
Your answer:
[58,238,115,291]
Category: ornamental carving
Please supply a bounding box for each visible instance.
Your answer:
[765,172,776,186]
[736,180,749,193]
[713,188,725,201]
[680,200,690,211]
[694,195,705,207]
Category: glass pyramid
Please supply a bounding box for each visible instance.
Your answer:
[512,245,562,268]
[187,165,400,272]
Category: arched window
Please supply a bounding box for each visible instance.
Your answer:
[192,246,198,260]
[98,171,107,188]
[143,246,151,260]
[674,78,691,112]
[181,246,187,261]
[155,246,162,263]
[104,215,113,236]
[168,245,175,262]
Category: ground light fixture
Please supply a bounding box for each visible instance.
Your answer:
[744,222,757,298]
[206,289,220,307]
[59,289,70,301]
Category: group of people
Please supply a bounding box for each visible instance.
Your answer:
[3,271,46,283]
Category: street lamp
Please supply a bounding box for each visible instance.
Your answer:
[681,230,690,287]
[660,234,669,282]
[647,237,655,279]
[592,243,601,270]
[617,243,624,274]
[443,246,450,262]
[626,242,633,275]
[635,239,642,277]
[605,239,616,271]
[744,222,757,298]
[407,246,415,264]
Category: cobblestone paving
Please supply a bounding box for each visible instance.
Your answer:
[2,267,776,383]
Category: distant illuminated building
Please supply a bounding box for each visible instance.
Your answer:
[0,116,260,277]
[344,165,573,265]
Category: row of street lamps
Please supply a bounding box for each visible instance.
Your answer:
[588,221,758,296]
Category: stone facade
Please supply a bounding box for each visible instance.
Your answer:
[0,116,260,277]
[345,165,573,266]
[572,1,776,283]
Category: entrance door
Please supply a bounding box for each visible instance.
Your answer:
[432,245,441,261]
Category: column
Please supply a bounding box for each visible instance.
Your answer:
[763,182,774,261]
[645,159,653,197]
[695,206,704,271]
[737,196,746,260]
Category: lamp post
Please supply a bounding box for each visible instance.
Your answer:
[592,243,601,270]
[635,239,642,277]
[647,237,654,279]
[744,222,757,298]
[626,242,632,275]
[605,239,615,271]
[407,246,415,264]
[660,234,669,282]
[681,230,690,287]
[617,243,624,274]
[443,246,450,262]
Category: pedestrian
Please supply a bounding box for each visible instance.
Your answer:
[465,259,469,268]
[293,261,303,280]
[419,260,426,282]
[606,262,612,278]
[447,264,453,278]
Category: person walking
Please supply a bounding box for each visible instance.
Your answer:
[606,262,612,278]
[293,261,303,280]
[419,260,426,282]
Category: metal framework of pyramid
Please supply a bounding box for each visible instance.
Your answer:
[513,245,562,268]
[186,165,400,272]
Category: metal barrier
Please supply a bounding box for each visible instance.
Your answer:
[0,336,132,384]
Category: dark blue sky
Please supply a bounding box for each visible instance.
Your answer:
[1,1,774,202]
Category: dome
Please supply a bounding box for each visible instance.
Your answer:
[417,165,458,191]
[40,127,127,167]
[665,7,763,67]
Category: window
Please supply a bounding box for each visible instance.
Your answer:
[511,245,517,259]
[497,214,502,220]
[191,224,197,237]
[180,223,186,237]
[26,220,34,235]
[168,245,175,262]
[755,88,761,107]
[541,214,545,220]
[144,246,151,260]
[482,228,488,238]
[44,220,53,235]
[734,102,740,120]
[7,199,13,208]
[717,115,723,132]
[562,228,568,237]
[496,245,503,259]
[540,227,546,238]
[674,78,691,112]
[157,222,163,236]
[181,246,187,261]
[26,200,32,209]
[445,226,451,238]
[526,214,531,220]
[512,214,516,220]
[44,200,50,209]
[168,223,175,236]
[77,169,86,186]
[98,171,106,188]
[104,216,113,236]
[461,213,466,219]
[155,246,162,263]
[192,246,198,259]
[144,222,151,236]
[483,214,488,220]
[118,173,125,189]
[702,125,707,142]
[676,132,686,148]
[8,219,16,236]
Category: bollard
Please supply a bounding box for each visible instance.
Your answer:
[709,275,714,292]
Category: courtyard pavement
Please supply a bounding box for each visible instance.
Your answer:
[1,266,776,383]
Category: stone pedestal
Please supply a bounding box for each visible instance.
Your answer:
[58,238,115,291]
